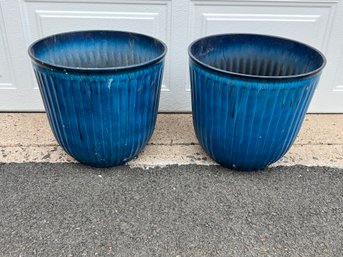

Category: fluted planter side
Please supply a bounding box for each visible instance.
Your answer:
[190,60,319,170]
[34,63,163,167]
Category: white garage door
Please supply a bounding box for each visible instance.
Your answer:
[0,0,342,112]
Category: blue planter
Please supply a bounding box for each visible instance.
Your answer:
[189,34,326,171]
[29,30,167,167]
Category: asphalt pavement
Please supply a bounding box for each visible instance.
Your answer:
[0,163,342,257]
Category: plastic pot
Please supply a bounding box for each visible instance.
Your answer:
[189,34,326,171]
[29,30,167,167]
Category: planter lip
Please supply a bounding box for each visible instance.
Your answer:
[28,30,167,73]
[188,33,327,81]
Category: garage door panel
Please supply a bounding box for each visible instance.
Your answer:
[0,6,15,89]
[20,0,172,102]
[22,2,170,41]
[189,1,336,47]
[188,0,341,112]
[198,13,326,50]
[34,11,159,38]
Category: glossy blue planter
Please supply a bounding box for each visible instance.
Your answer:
[189,34,326,171]
[29,30,166,167]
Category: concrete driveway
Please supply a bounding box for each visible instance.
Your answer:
[0,114,343,168]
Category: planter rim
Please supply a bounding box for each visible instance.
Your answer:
[188,33,326,80]
[28,30,167,73]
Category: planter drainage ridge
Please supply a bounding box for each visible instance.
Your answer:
[29,30,167,168]
[189,34,326,171]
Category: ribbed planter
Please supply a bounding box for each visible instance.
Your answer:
[29,30,166,167]
[189,34,326,171]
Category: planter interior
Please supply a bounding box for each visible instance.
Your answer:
[29,30,166,70]
[190,34,325,78]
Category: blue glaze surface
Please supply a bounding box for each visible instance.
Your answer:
[29,30,166,167]
[189,34,326,171]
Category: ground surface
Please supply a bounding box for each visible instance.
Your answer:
[0,163,342,257]
[1,114,343,168]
